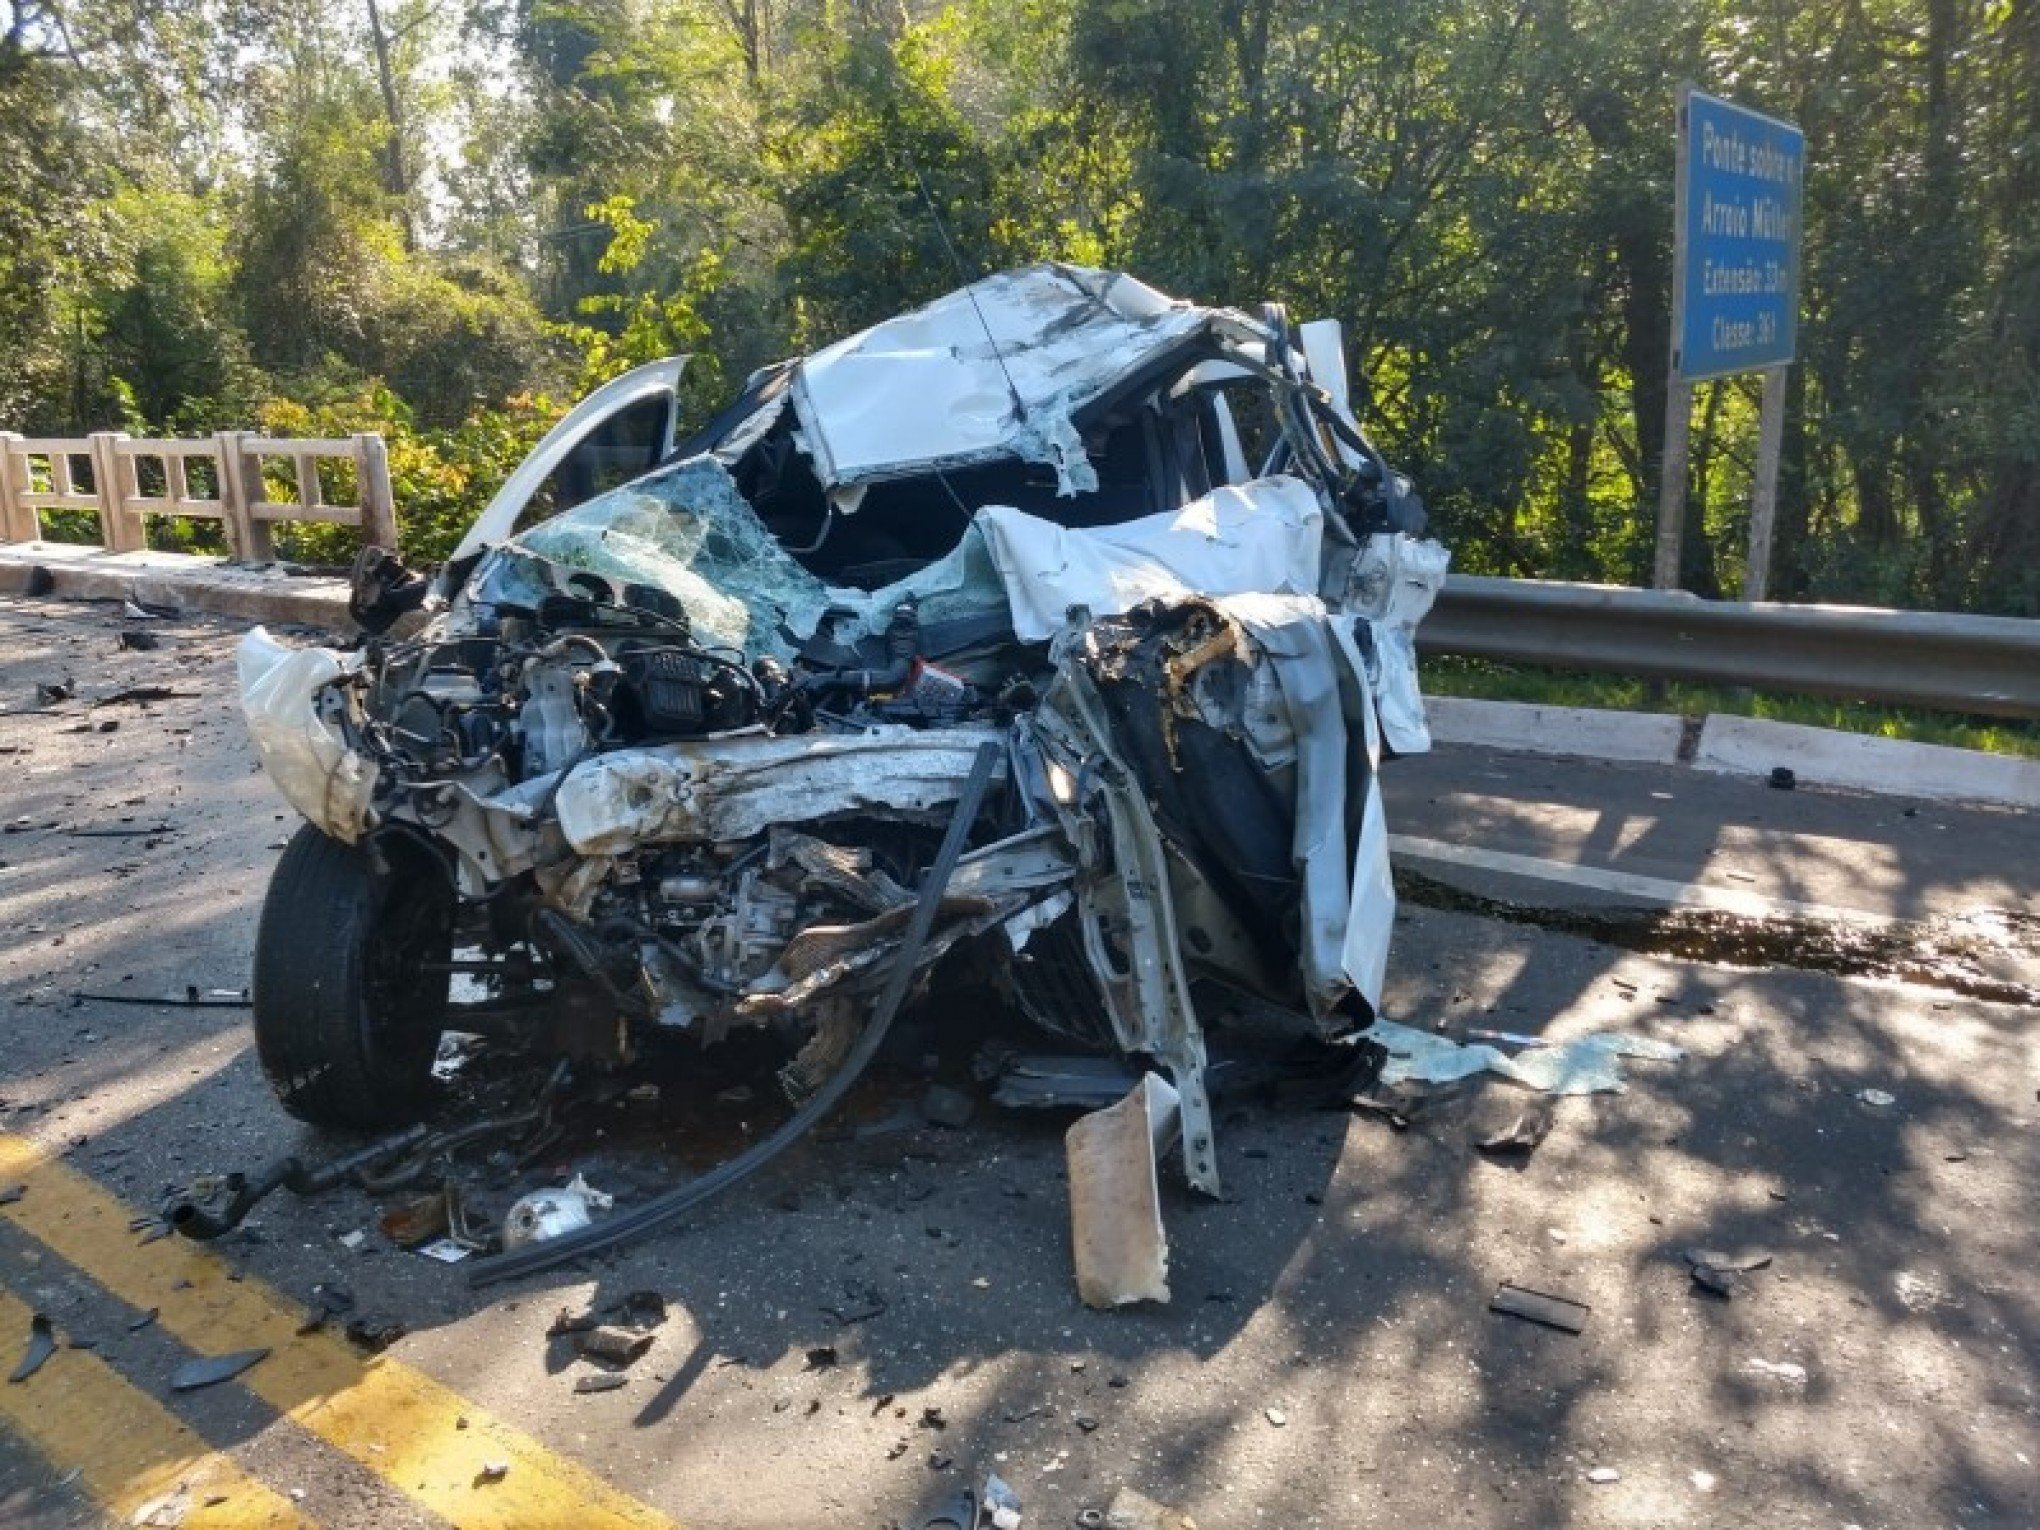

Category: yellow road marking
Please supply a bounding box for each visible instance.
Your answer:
[0,1134,680,1530]
[0,1286,314,1528]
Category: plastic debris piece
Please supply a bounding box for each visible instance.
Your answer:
[1489,1283,1590,1334]
[984,1473,1022,1530]
[416,1237,471,1264]
[573,1372,628,1395]
[1263,1406,1287,1427]
[1587,1467,1621,1484]
[170,1348,269,1391]
[1768,767,1796,790]
[1856,1088,1896,1107]
[8,1313,55,1383]
[804,1346,838,1371]
[337,1230,367,1252]
[474,1461,509,1485]
[502,1177,611,1250]
[0,1184,24,1206]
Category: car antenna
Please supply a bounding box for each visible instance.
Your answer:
[908,159,1028,425]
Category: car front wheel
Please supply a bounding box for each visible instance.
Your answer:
[252,825,452,1130]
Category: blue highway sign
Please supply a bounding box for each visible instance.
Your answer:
[1673,87,1804,381]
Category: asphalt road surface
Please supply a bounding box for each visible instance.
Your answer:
[0,595,2034,1529]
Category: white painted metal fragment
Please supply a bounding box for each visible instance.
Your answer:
[1067,1074,1180,1308]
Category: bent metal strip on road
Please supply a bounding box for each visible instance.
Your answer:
[0,1132,680,1530]
[1386,833,1896,927]
[0,1285,316,1528]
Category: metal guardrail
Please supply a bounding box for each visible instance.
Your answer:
[0,431,398,560]
[1421,575,2040,721]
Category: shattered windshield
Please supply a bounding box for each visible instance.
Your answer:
[461,453,1012,660]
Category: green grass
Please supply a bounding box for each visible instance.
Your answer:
[1422,655,2040,760]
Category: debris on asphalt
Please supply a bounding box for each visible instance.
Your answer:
[1689,1263,1738,1298]
[989,1055,1141,1112]
[1067,1074,1178,1309]
[474,1461,510,1486]
[573,1326,655,1366]
[502,1174,612,1249]
[7,1313,55,1383]
[338,1230,368,1252]
[416,1237,472,1263]
[0,1183,23,1206]
[90,685,198,707]
[116,630,161,651]
[1475,1101,1554,1161]
[916,1487,978,1530]
[1586,1467,1622,1484]
[33,680,72,704]
[126,1308,158,1332]
[344,1317,405,1352]
[607,1289,668,1329]
[1684,1244,1772,1297]
[1263,1406,1288,1427]
[574,1372,629,1394]
[983,1473,1022,1530]
[1489,1283,1591,1334]
[920,1083,976,1130]
[1372,1019,1683,1095]
[802,1346,837,1371]
[170,1347,269,1391]
[1743,1357,1808,1386]
[1856,1087,1897,1107]
[1768,767,1797,790]
[1102,1488,1198,1529]
[72,988,246,1007]
[378,1185,455,1247]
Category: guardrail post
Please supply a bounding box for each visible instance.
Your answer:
[91,431,146,552]
[0,432,31,543]
[354,433,398,552]
[214,430,273,562]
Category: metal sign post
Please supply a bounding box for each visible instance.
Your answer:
[1654,84,1804,593]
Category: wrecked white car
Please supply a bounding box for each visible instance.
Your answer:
[234,265,1447,1280]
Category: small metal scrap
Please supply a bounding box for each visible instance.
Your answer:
[1489,1283,1590,1334]
[8,1313,55,1383]
[171,1348,269,1392]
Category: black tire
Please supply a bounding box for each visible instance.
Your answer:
[252,825,452,1130]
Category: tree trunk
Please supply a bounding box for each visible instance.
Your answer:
[365,0,414,251]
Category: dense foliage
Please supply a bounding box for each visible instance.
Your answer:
[2,0,2035,611]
